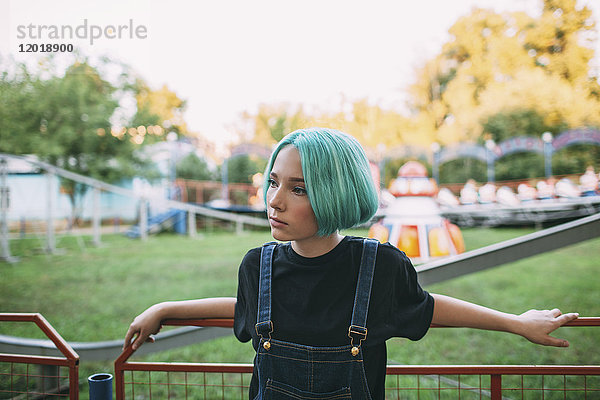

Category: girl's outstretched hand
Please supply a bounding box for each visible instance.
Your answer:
[516,308,579,347]
[123,305,164,351]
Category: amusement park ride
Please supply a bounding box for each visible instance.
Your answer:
[437,167,600,229]
[368,160,600,264]
[368,161,465,264]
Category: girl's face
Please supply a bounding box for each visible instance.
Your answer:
[267,146,319,245]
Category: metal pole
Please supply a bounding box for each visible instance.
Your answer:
[139,198,148,241]
[544,140,553,178]
[92,187,101,246]
[221,157,229,203]
[487,158,495,183]
[430,143,440,184]
[432,152,439,184]
[45,171,56,254]
[485,140,496,183]
[0,157,18,263]
[486,149,495,183]
[188,210,197,238]
[379,158,387,189]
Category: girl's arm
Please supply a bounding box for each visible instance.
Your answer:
[123,297,236,350]
[431,293,579,347]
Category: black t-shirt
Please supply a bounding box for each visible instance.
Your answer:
[234,236,434,400]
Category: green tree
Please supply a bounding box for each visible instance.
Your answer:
[0,58,158,223]
[176,153,214,181]
[552,144,600,174]
[226,154,267,184]
[0,62,48,153]
[482,109,557,143]
[440,158,487,184]
[482,109,552,180]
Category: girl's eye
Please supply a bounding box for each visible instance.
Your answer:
[268,178,278,188]
[292,186,307,195]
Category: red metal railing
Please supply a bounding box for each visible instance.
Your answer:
[0,313,79,399]
[115,317,600,400]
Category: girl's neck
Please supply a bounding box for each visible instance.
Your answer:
[291,233,344,258]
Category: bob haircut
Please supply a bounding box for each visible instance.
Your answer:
[263,128,379,236]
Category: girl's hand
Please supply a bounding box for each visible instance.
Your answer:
[516,308,579,347]
[123,304,164,351]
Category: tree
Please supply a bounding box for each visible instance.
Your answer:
[408,0,600,148]
[0,61,50,154]
[132,81,188,139]
[226,154,267,184]
[523,0,597,90]
[176,153,214,181]
[481,109,552,180]
[241,103,311,145]
[440,158,487,184]
[0,57,159,223]
[240,98,412,155]
[231,0,599,179]
[317,99,411,150]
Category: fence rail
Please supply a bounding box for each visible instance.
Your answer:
[0,313,79,399]
[115,318,600,400]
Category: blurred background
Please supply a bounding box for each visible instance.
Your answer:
[2,2,600,398]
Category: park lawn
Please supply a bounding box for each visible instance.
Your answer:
[1,226,599,395]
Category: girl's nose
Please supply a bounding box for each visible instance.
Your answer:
[268,187,284,211]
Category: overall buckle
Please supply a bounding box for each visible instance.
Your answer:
[348,325,367,356]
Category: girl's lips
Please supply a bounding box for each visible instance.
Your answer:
[269,216,287,227]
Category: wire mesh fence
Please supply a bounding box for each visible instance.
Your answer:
[113,319,600,400]
[0,361,71,399]
[384,367,600,399]
[113,364,600,400]
[121,369,253,400]
[0,313,79,400]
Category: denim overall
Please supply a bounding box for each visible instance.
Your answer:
[254,238,379,399]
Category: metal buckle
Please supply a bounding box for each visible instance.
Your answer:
[348,325,367,356]
[255,320,273,337]
[348,325,367,340]
[256,321,273,351]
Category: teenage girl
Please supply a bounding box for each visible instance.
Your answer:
[124,128,578,399]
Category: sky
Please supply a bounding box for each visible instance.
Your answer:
[2,0,599,155]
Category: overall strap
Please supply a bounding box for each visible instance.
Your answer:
[348,238,379,352]
[255,242,276,340]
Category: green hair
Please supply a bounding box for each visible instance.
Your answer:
[263,128,379,236]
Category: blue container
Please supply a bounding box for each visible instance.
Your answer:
[88,373,113,400]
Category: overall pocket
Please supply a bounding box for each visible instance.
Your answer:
[264,379,352,399]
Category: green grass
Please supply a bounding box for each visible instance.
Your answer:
[1,226,599,398]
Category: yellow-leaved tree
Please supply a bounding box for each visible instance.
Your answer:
[408,0,600,144]
[133,81,189,138]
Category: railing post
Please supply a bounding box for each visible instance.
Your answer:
[188,210,197,238]
[114,368,124,400]
[490,374,502,400]
[0,157,18,263]
[70,363,80,400]
[139,198,147,241]
[92,187,101,246]
[114,346,134,400]
[45,170,56,254]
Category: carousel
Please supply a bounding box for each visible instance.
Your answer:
[368,161,465,264]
